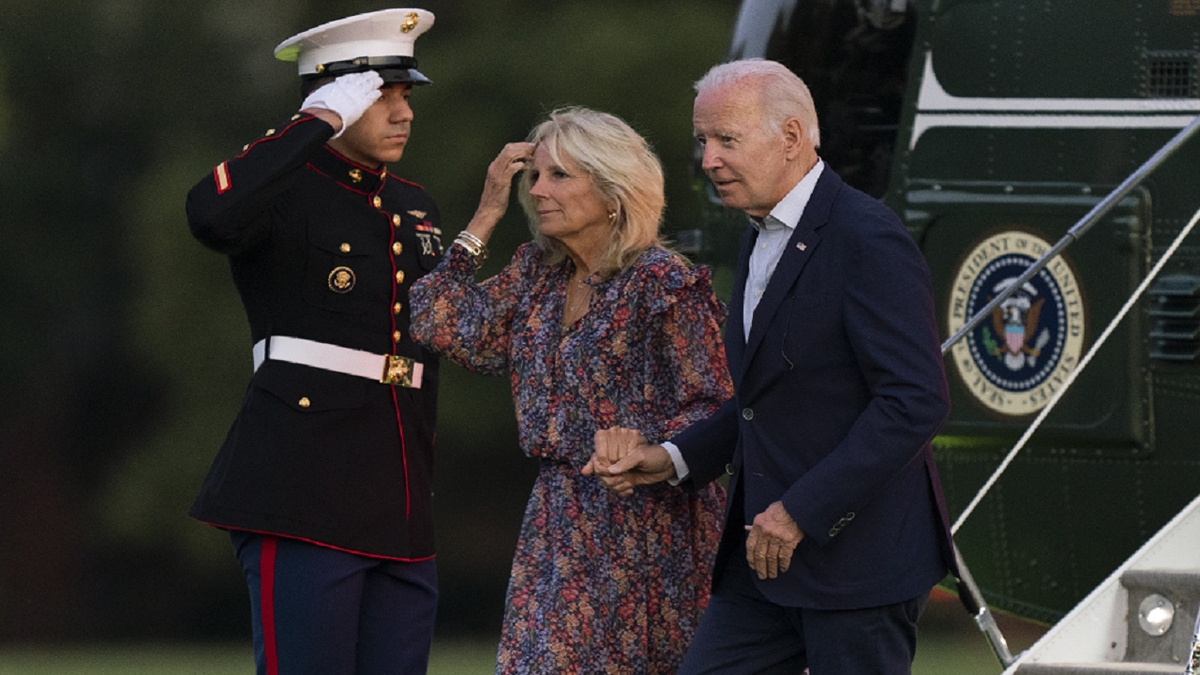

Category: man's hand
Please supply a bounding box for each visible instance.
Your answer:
[745,501,804,580]
[583,427,675,496]
[301,71,384,138]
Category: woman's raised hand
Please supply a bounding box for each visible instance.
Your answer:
[466,142,535,241]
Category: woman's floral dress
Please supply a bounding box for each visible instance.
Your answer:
[410,242,732,674]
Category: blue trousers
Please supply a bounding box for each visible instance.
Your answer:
[678,551,927,675]
[231,530,438,675]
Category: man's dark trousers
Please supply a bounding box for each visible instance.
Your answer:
[232,531,438,675]
[679,544,927,675]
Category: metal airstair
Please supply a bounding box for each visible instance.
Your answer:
[945,115,1200,675]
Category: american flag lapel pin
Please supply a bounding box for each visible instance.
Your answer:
[796,242,807,251]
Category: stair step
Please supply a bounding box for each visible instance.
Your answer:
[1121,569,1200,592]
[1016,663,1186,674]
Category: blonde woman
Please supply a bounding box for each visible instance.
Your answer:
[410,107,732,674]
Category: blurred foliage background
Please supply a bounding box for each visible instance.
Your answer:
[0,0,740,643]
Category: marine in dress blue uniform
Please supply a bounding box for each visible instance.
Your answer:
[185,9,444,674]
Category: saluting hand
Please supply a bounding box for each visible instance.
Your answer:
[745,501,804,580]
[301,71,384,138]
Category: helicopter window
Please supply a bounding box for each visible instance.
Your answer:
[1144,50,1199,98]
[720,0,918,199]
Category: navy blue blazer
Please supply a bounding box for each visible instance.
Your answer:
[674,167,956,610]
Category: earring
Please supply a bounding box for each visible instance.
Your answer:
[608,211,617,222]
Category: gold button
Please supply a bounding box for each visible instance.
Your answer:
[340,243,351,253]
[393,214,402,227]
[265,128,275,136]
[299,397,311,408]
[395,270,405,284]
[372,196,382,208]
[392,242,403,255]
[393,331,402,343]
[393,302,403,315]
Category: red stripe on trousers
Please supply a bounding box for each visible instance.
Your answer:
[261,536,279,675]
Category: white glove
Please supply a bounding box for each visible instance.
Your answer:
[301,71,384,138]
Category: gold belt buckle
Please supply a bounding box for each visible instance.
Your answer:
[381,355,416,387]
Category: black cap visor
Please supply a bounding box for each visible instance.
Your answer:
[304,55,432,85]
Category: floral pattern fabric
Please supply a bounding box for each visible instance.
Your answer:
[411,242,733,674]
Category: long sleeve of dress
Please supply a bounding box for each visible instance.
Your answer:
[620,264,733,445]
[409,242,538,376]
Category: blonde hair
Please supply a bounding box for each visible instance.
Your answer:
[695,59,821,148]
[517,107,668,276]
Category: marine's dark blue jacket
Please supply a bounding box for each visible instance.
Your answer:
[186,113,441,560]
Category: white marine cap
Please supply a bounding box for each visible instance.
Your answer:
[274,8,435,84]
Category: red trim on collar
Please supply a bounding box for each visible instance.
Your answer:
[384,171,425,189]
[320,144,387,175]
[304,161,373,196]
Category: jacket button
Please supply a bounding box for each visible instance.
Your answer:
[393,302,403,315]
[742,408,754,420]
[393,331,402,343]
[298,397,311,408]
[725,463,736,475]
[340,243,351,253]
[393,242,403,255]
[395,270,405,284]
[393,214,402,226]
[372,196,382,208]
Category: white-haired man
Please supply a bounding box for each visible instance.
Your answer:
[592,59,957,674]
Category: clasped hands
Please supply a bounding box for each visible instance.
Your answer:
[584,427,804,580]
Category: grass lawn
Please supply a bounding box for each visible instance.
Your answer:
[0,629,1026,674]
[0,599,1045,675]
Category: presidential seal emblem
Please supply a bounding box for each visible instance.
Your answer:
[948,231,1085,415]
[328,266,356,294]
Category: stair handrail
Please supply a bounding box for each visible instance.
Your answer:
[939,113,1200,356]
[1186,602,1199,675]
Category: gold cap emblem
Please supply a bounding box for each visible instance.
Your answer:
[400,12,420,33]
[328,266,356,293]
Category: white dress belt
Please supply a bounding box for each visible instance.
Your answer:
[252,336,423,389]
